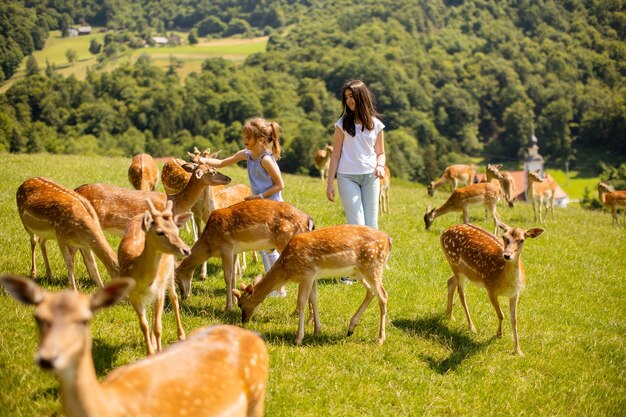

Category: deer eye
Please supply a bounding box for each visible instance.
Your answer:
[35,316,50,332]
[156,229,165,236]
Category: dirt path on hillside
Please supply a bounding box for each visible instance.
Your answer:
[197,36,268,47]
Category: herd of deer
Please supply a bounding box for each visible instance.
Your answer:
[1,149,623,416]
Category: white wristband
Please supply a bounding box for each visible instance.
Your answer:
[257,193,264,199]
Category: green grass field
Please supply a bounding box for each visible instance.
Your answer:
[0,153,624,416]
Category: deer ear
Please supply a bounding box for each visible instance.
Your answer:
[142,211,153,231]
[232,288,241,300]
[497,221,509,232]
[244,284,254,296]
[0,275,44,305]
[174,212,193,228]
[91,278,134,313]
[525,228,544,239]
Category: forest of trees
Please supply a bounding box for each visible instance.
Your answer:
[0,0,624,182]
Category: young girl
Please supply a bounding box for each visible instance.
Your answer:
[202,117,287,297]
[325,79,386,284]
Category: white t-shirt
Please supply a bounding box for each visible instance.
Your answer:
[335,116,385,175]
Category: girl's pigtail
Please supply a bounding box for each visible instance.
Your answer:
[270,121,282,160]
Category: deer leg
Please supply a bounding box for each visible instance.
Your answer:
[58,242,78,291]
[29,235,38,279]
[509,294,523,356]
[152,289,165,352]
[79,248,104,288]
[308,280,321,337]
[456,279,476,333]
[462,206,470,224]
[39,239,52,279]
[374,275,388,345]
[295,277,315,345]
[131,298,155,355]
[348,275,376,338]
[446,275,457,319]
[222,251,236,312]
[487,290,504,337]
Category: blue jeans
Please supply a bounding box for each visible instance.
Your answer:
[337,172,380,229]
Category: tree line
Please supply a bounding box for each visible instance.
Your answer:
[0,0,624,183]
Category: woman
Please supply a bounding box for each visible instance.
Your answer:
[326,79,386,283]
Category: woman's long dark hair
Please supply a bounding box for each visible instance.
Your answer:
[340,79,380,137]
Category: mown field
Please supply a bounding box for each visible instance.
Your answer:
[0,153,624,416]
[0,30,268,93]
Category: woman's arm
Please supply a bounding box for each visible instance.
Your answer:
[246,156,285,200]
[326,126,345,202]
[202,149,247,168]
[374,130,386,179]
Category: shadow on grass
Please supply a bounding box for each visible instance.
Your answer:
[91,337,123,376]
[393,314,494,373]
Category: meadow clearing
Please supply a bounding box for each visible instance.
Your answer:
[0,153,624,416]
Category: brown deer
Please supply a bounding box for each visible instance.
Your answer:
[526,170,558,223]
[314,144,333,181]
[485,164,516,208]
[75,162,231,237]
[427,164,476,197]
[233,225,391,345]
[118,200,192,355]
[379,165,391,215]
[128,153,159,191]
[16,177,119,289]
[0,275,269,417]
[175,199,315,311]
[424,181,501,234]
[597,182,626,226]
[161,157,190,195]
[440,222,543,355]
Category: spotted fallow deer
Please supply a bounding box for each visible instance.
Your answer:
[175,199,315,311]
[526,170,558,223]
[379,165,391,215]
[314,144,333,181]
[597,182,626,226]
[0,275,269,417]
[424,181,501,234]
[118,200,192,355]
[440,222,543,355]
[427,164,476,197]
[128,153,159,191]
[233,225,391,345]
[16,177,119,289]
[485,164,516,208]
[75,162,231,236]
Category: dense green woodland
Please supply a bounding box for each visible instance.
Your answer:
[0,0,624,182]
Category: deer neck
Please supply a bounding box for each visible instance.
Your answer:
[251,266,288,303]
[169,176,205,215]
[598,189,607,204]
[58,336,111,417]
[206,185,218,213]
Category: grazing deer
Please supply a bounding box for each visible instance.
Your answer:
[75,162,231,237]
[485,164,516,208]
[379,165,391,215]
[424,182,501,234]
[314,144,333,181]
[427,164,476,197]
[440,222,543,355]
[597,182,626,226]
[16,177,119,289]
[0,275,269,417]
[233,225,391,345]
[175,199,315,311]
[527,170,558,223]
[118,200,192,355]
[128,153,159,191]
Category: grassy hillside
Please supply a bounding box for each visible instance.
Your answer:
[0,30,268,94]
[0,153,624,416]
